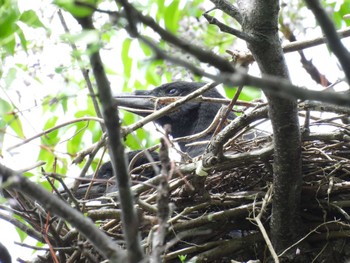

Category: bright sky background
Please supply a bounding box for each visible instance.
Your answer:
[0,0,349,260]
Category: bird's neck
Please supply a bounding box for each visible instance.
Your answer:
[170,105,219,157]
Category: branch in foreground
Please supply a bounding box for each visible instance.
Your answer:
[151,134,171,263]
[0,163,125,261]
[280,21,332,87]
[116,0,235,73]
[226,27,350,67]
[112,16,350,110]
[283,27,350,54]
[210,0,242,24]
[203,13,254,42]
[76,16,144,262]
[57,9,104,128]
[220,72,350,107]
[121,83,219,135]
[7,117,104,151]
[117,77,350,148]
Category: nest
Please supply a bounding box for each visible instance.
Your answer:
[3,102,350,263]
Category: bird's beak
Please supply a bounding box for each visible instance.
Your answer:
[114,93,156,115]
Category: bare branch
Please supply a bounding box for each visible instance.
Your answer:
[76,16,144,262]
[283,27,350,53]
[204,106,269,159]
[280,21,332,87]
[0,164,126,261]
[116,0,235,73]
[304,0,350,83]
[226,27,350,67]
[151,131,171,263]
[57,10,104,127]
[7,117,104,152]
[210,0,242,24]
[203,13,254,42]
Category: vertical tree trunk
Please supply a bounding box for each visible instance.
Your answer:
[237,0,303,257]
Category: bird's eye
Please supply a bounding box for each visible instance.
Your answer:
[167,88,178,96]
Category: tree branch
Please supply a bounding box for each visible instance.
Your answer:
[210,0,242,24]
[76,16,144,262]
[237,0,303,256]
[280,20,332,87]
[203,13,254,42]
[57,10,104,130]
[304,0,350,83]
[283,27,350,53]
[0,164,125,261]
[116,0,235,73]
[7,117,104,152]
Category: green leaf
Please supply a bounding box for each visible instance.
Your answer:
[3,67,17,88]
[139,60,163,85]
[164,0,180,32]
[0,98,12,154]
[55,66,69,74]
[61,96,68,113]
[3,112,25,138]
[239,86,261,101]
[15,25,28,52]
[40,180,53,191]
[122,38,132,78]
[41,116,60,146]
[23,172,34,178]
[338,1,350,27]
[1,35,16,55]
[35,240,46,249]
[38,148,54,170]
[139,39,152,56]
[14,217,28,242]
[0,0,20,38]
[19,10,45,29]
[0,97,11,115]
[54,0,97,18]
[67,122,86,154]
[224,86,261,101]
[156,0,165,23]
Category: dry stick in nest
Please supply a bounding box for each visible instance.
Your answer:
[250,185,278,263]
[0,163,126,261]
[151,124,172,263]
[213,85,243,136]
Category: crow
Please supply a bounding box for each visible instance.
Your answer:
[115,81,236,157]
[71,82,236,197]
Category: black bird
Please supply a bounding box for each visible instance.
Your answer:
[71,150,160,198]
[97,150,159,180]
[0,242,11,263]
[115,82,236,157]
[70,82,235,198]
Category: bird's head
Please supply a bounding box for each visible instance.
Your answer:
[115,82,227,130]
[114,81,235,156]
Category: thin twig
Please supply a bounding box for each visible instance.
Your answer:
[7,117,104,151]
[57,10,104,127]
[304,0,350,83]
[251,185,279,263]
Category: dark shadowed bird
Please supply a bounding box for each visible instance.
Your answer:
[71,150,159,198]
[115,81,236,157]
[0,242,11,263]
[70,82,237,197]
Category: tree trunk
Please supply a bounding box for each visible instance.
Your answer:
[237,0,303,257]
